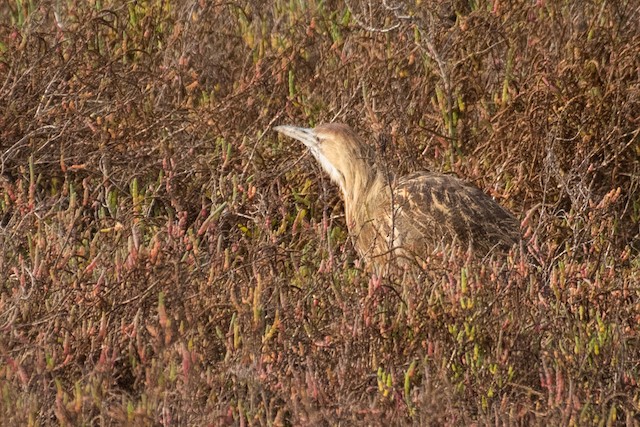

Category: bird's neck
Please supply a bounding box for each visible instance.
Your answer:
[342,164,391,224]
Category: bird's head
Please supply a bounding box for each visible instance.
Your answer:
[274,123,376,196]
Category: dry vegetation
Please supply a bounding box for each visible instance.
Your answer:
[1,0,639,425]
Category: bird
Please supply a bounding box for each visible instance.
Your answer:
[274,123,521,270]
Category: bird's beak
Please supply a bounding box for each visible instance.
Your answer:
[273,125,318,149]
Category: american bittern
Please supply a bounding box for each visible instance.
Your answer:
[274,123,520,268]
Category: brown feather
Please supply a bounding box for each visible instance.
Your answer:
[274,123,521,269]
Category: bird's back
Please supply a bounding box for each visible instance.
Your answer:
[353,171,521,264]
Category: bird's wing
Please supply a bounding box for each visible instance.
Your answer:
[388,172,520,255]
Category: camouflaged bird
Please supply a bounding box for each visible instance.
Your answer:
[274,123,521,268]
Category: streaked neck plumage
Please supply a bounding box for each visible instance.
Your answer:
[309,124,390,223]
